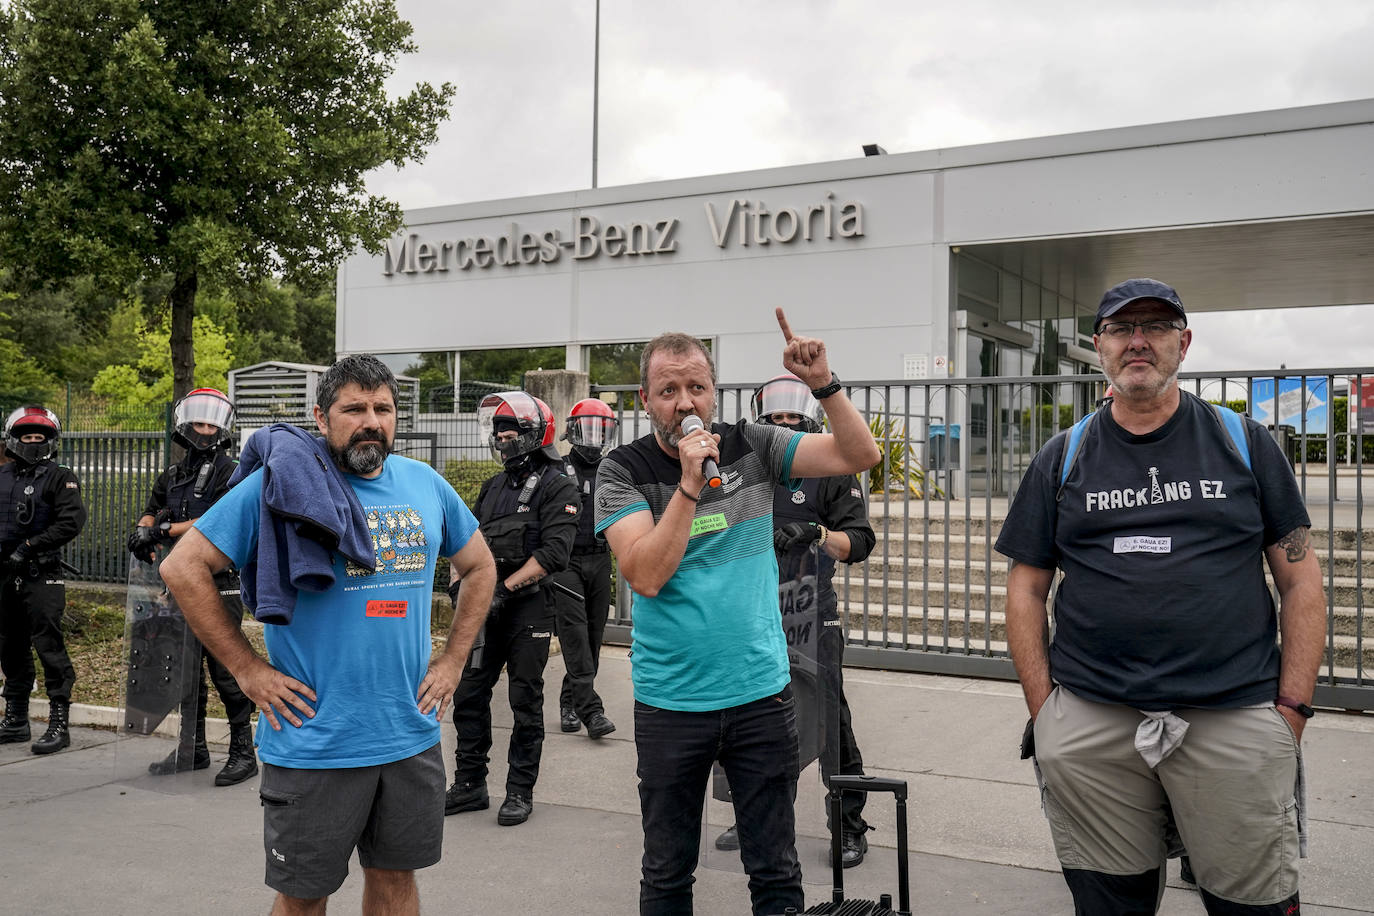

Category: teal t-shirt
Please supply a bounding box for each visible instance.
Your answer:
[196,455,479,768]
[595,420,800,711]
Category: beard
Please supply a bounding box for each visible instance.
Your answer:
[1103,351,1181,401]
[330,428,390,475]
[649,397,715,448]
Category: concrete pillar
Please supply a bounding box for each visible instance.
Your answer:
[524,369,589,455]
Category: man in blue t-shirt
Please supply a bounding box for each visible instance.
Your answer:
[162,355,496,914]
[595,309,881,916]
[996,279,1326,915]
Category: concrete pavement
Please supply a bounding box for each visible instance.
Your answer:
[3,647,1373,915]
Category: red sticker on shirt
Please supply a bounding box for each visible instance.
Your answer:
[366,600,408,618]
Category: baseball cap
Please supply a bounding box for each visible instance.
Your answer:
[1095,278,1187,330]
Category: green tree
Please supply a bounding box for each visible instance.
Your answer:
[202,279,337,368]
[91,304,233,412]
[0,0,452,400]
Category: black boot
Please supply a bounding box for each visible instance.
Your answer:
[215,723,259,786]
[0,696,30,744]
[148,716,210,774]
[32,698,70,755]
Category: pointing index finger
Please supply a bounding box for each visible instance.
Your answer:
[775,307,794,341]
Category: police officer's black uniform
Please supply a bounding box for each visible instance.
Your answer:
[448,447,579,822]
[551,450,615,737]
[135,447,256,783]
[0,439,86,754]
[771,473,875,846]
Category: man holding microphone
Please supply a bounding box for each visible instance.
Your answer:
[595,309,880,916]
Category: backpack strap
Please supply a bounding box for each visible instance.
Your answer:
[1210,402,1251,470]
[1058,399,1251,486]
[1058,411,1097,486]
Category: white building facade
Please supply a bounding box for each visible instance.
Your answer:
[338,98,1374,393]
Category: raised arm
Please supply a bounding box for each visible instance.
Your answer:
[775,307,880,478]
[603,493,698,599]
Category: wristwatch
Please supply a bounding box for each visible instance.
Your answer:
[810,373,843,399]
[1275,696,1315,718]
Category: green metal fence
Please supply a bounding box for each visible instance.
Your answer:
[61,431,169,582]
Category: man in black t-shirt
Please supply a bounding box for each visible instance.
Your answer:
[996,278,1326,915]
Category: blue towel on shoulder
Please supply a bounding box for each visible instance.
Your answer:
[228,423,377,624]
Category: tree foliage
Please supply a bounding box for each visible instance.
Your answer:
[0,0,452,398]
[91,304,233,409]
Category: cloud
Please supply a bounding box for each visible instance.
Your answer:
[1186,305,1374,373]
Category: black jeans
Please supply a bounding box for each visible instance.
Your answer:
[635,686,803,916]
[451,589,553,795]
[553,551,612,718]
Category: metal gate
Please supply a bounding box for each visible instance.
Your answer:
[596,369,1373,711]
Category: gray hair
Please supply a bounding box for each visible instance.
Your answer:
[316,354,399,412]
[639,333,716,393]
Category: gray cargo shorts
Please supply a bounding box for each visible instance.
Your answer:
[258,742,445,899]
[1032,686,1301,907]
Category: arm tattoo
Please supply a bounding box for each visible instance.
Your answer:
[1276,527,1310,563]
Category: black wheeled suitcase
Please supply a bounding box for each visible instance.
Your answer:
[799,774,912,916]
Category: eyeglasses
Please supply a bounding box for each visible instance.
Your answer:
[1097,319,1185,340]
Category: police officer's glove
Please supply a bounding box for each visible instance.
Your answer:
[489,581,513,615]
[127,527,159,564]
[774,521,823,552]
[447,578,461,607]
[4,542,31,572]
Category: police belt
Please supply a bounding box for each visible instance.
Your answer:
[571,544,608,556]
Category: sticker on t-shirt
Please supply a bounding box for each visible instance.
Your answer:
[690,513,728,537]
[366,600,408,618]
[1113,536,1172,554]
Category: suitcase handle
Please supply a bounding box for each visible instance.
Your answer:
[827,774,907,800]
[826,775,911,916]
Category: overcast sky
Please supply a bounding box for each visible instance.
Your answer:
[365,0,1374,374]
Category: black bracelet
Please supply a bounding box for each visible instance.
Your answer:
[810,373,842,399]
[677,484,700,503]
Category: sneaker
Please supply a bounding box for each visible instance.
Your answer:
[714,824,740,851]
[444,781,489,815]
[497,793,532,826]
[584,712,616,739]
[560,707,580,733]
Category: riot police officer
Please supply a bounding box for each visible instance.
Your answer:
[446,391,579,827]
[128,388,257,785]
[714,374,877,867]
[0,406,87,755]
[552,398,619,739]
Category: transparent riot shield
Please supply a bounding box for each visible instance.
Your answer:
[703,542,837,882]
[115,546,205,790]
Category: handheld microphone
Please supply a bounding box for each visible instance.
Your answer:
[680,415,722,488]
